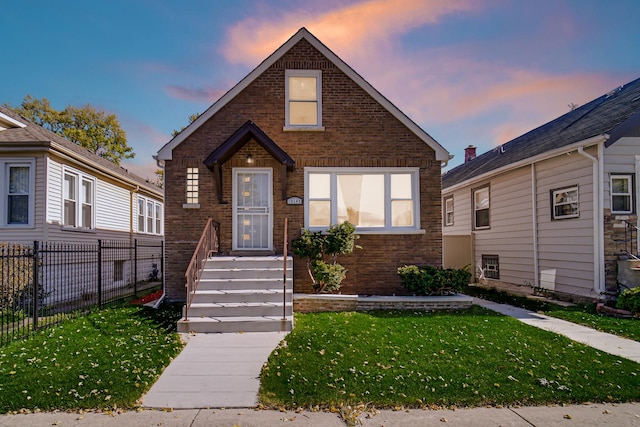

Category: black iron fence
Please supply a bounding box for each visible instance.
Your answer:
[0,239,163,346]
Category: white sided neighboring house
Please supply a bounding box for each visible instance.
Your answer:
[442,77,640,301]
[0,105,164,306]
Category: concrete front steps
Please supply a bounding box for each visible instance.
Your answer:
[177,256,293,333]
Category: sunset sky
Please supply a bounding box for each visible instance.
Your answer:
[2,0,639,179]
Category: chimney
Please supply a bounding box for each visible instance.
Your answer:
[464,145,477,163]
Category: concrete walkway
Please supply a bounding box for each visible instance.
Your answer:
[141,332,287,409]
[473,297,640,363]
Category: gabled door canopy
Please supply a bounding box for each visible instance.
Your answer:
[204,120,295,203]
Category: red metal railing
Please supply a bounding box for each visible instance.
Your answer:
[184,219,220,321]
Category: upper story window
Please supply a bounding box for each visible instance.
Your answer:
[552,186,579,220]
[285,70,323,130]
[63,168,94,229]
[2,159,35,227]
[473,186,490,229]
[305,168,420,233]
[444,196,454,226]
[138,195,162,235]
[611,175,633,214]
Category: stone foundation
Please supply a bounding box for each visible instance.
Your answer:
[293,293,473,313]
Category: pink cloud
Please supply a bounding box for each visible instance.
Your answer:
[220,0,479,66]
[166,85,227,103]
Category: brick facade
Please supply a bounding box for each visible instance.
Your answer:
[163,38,443,300]
[603,208,638,295]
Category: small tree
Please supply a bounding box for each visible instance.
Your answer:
[292,222,359,293]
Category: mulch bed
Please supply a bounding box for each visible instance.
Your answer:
[130,290,163,305]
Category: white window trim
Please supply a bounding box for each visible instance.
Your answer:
[62,166,96,230]
[1,158,35,228]
[137,195,163,235]
[284,69,325,131]
[552,185,579,220]
[304,167,421,234]
[184,167,200,208]
[444,196,454,226]
[473,186,490,230]
[611,174,633,214]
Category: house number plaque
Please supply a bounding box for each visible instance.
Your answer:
[286,196,303,205]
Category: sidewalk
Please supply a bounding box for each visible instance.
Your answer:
[0,402,638,426]
[141,332,287,408]
[473,297,640,363]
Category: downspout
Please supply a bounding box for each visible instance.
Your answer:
[531,163,539,288]
[577,145,605,296]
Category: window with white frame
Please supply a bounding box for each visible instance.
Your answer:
[2,160,34,226]
[611,175,633,214]
[285,70,323,129]
[63,169,94,229]
[444,196,454,226]
[137,195,162,234]
[186,167,199,204]
[473,186,490,229]
[552,186,579,220]
[305,168,419,232]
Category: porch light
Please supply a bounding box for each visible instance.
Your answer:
[246,154,254,164]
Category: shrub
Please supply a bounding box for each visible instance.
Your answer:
[397,265,471,296]
[292,222,359,293]
[616,287,640,314]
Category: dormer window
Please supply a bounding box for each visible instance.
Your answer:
[285,70,324,130]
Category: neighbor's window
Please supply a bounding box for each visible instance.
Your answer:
[473,186,490,229]
[482,254,500,279]
[186,167,199,204]
[305,168,419,232]
[611,175,633,214]
[4,162,33,226]
[63,169,94,229]
[137,195,163,235]
[285,70,322,129]
[444,196,454,226]
[552,186,579,219]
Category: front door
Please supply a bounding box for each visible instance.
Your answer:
[233,168,273,251]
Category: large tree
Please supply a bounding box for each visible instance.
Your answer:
[11,95,134,165]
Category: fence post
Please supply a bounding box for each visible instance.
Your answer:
[160,240,165,293]
[97,240,102,307]
[32,241,39,330]
[134,239,138,297]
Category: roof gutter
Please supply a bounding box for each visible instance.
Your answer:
[443,134,609,193]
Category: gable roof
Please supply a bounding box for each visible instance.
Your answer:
[0,105,162,198]
[204,120,295,170]
[442,76,640,189]
[157,27,449,162]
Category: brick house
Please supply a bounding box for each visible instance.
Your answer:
[157,28,449,309]
[442,77,640,301]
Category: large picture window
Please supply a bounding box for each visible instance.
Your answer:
[305,168,419,232]
[473,186,490,229]
[3,160,34,226]
[285,70,323,130]
[611,175,633,214]
[63,169,94,229]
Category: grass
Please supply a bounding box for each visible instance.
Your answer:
[260,308,640,409]
[0,303,183,413]
[462,285,640,342]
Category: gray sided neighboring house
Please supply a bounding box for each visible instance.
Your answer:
[442,77,640,300]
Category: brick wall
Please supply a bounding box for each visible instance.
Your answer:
[164,38,443,300]
[603,209,638,295]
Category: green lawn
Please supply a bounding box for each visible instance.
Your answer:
[461,285,640,342]
[0,304,183,413]
[260,308,640,409]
